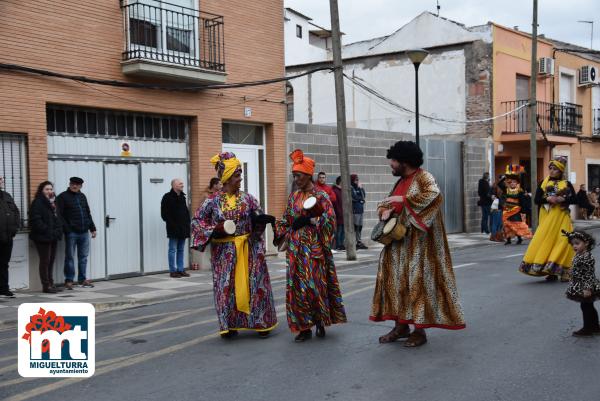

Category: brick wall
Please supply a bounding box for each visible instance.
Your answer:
[465,41,493,139]
[0,0,288,217]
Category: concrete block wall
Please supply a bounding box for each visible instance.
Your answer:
[463,138,492,232]
[287,123,491,238]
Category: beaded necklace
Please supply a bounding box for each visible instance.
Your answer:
[220,191,243,222]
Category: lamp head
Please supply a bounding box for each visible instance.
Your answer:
[406,48,429,65]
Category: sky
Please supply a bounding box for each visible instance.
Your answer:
[284,0,600,49]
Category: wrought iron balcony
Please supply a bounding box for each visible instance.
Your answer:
[502,100,582,136]
[120,0,226,83]
[594,108,600,137]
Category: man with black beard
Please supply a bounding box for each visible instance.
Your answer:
[370,141,465,347]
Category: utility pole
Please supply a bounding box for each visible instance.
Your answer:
[529,0,539,230]
[577,20,594,49]
[329,0,356,260]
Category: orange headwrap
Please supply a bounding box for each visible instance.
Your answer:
[290,149,315,176]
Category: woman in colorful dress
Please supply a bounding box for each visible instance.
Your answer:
[191,152,277,338]
[501,165,532,245]
[519,156,577,282]
[274,149,347,342]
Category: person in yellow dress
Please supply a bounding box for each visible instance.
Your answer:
[519,156,577,282]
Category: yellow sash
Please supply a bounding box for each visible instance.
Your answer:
[212,233,251,314]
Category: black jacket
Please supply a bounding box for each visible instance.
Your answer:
[478,178,492,206]
[161,189,191,239]
[0,190,20,243]
[351,184,366,214]
[56,189,97,234]
[534,181,577,206]
[29,195,63,243]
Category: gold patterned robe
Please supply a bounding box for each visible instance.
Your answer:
[370,169,466,330]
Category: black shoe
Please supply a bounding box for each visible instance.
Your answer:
[315,323,326,338]
[573,328,595,337]
[258,331,270,339]
[0,290,14,297]
[294,330,312,342]
[357,243,368,250]
[220,330,238,339]
[516,237,523,245]
[170,272,182,278]
[43,287,58,294]
[504,238,512,245]
[545,275,559,282]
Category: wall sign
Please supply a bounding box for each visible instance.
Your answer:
[120,142,131,157]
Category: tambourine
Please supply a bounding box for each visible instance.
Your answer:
[371,216,406,245]
[223,220,236,235]
[303,196,324,217]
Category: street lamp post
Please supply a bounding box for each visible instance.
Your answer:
[406,49,429,147]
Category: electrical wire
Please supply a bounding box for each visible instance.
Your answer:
[343,73,530,124]
[76,81,284,112]
[0,62,334,91]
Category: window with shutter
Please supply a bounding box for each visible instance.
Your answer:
[0,133,28,228]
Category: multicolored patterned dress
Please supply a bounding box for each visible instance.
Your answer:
[191,191,277,334]
[501,187,532,239]
[370,169,466,330]
[274,188,347,332]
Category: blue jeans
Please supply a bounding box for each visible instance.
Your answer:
[480,205,491,233]
[64,232,90,283]
[490,210,503,236]
[335,224,345,248]
[168,238,186,272]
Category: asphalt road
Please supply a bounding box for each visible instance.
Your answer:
[1,233,599,401]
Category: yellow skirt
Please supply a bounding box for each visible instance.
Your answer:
[519,205,573,277]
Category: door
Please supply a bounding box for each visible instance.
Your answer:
[516,75,530,132]
[141,162,188,273]
[49,160,105,281]
[104,163,141,277]
[222,145,262,204]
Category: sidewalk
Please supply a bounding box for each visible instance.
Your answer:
[2,222,600,327]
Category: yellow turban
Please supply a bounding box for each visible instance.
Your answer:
[210,152,241,183]
[550,157,566,173]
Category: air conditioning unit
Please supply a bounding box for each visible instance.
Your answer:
[579,65,598,86]
[538,57,554,75]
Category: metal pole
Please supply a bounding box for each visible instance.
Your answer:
[529,0,539,230]
[329,0,356,260]
[415,63,420,147]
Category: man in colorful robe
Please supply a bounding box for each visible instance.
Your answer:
[191,152,277,338]
[371,141,465,347]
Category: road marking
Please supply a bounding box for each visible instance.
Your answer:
[2,282,376,401]
[454,263,476,269]
[502,253,524,258]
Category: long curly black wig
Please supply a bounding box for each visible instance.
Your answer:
[386,141,424,168]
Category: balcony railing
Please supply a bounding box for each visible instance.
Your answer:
[594,108,600,137]
[502,100,582,136]
[121,0,225,72]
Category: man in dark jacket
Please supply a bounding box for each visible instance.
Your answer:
[161,178,191,278]
[576,184,595,219]
[351,174,368,249]
[478,172,492,234]
[332,176,344,250]
[0,177,20,297]
[56,177,97,289]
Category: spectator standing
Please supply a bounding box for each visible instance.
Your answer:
[314,172,337,205]
[587,187,600,219]
[577,185,595,220]
[331,176,344,250]
[351,174,368,249]
[0,176,20,297]
[56,177,96,289]
[161,178,191,278]
[29,181,63,293]
[478,172,492,234]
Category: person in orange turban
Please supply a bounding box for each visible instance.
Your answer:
[289,149,315,176]
[274,149,347,342]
